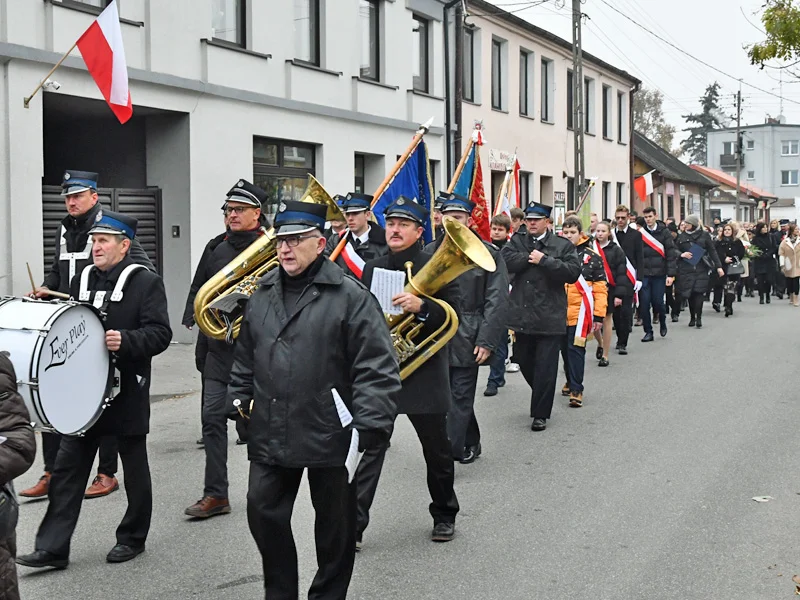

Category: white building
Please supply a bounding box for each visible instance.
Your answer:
[0,0,448,340]
[461,0,639,219]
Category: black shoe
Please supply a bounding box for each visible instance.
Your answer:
[595,345,603,360]
[531,418,547,431]
[196,437,204,446]
[695,317,702,329]
[617,346,628,355]
[766,296,771,304]
[431,522,455,542]
[598,358,609,367]
[671,314,679,323]
[712,302,720,312]
[641,332,654,342]
[688,318,696,327]
[660,323,668,337]
[355,536,363,552]
[737,294,742,302]
[776,292,784,300]
[459,444,481,464]
[759,296,765,304]
[725,306,732,317]
[106,544,145,563]
[235,438,247,445]
[483,384,498,397]
[16,550,68,570]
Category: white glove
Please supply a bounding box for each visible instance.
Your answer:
[634,280,642,293]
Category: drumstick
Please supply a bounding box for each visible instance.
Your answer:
[25,262,70,299]
[26,262,37,296]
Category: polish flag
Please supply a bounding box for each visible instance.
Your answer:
[634,170,654,202]
[495,158,521,218]
[76,1,132,124]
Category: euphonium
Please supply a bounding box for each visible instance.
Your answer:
[193,175,343,342]
[390,215,496,379]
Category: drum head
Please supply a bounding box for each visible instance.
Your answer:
[36,304,110,435]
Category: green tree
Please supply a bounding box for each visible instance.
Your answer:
[680,82,725,165]
[633,87,677,153]
[748,0,800,69]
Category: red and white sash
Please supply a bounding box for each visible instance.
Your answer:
[610,229,637,286]
[339,231,366,279]
[574,275,594,347]
[640,226,665,258]
[593,240,616,287]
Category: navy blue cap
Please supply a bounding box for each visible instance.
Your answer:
[274,200,327,235]
[525,202,552,219]
[222,179,267,209]
[61,170,98,196]
[434,191,450,210]
[333,194,346,207]
[440,192,475,215]
[384,196,428,225]
[780,218,790,225]
[87,209,137,239]
[341,192,373,214]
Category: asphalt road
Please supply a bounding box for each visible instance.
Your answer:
[14,296,800,600]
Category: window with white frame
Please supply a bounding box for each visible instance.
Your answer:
[519,172,531,206]
[584,77,595,133]
[519,49,533,116]
[491,38,506,110]
[567,70,574,129]
[359,0,380,81]
[294,0,320,65]
[617,91,626,142]
[723,141,737,155]
[781,170,799,185]
[463,28,475,102]
[412,15,430,93]
[212,0,245,46]
[746,139,755,150]
[602,84,612,139]
[747,170,755,180]
[541,57,554,122]
[781,140,799,156]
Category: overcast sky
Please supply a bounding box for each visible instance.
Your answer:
[483,0,800,139]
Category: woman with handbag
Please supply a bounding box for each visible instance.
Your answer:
[778,222,800,306]
[674,214,724,328]
[712,223,746,317]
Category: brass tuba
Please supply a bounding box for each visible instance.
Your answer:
[389,215,496,380]
[193,175,343,341]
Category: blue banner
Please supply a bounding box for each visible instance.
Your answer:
[452,144,476,199]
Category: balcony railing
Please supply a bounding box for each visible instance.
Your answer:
[719,153,744,169]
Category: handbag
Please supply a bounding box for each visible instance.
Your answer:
[0,482,19,540]
[727,258,745,276]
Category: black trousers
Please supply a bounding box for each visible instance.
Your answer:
[41,431,118,476]
[713,275,739,309]
[787,276,800,295]
[202,378,230,498]
[35,434,151,557]
[515,333,561,420]
[447,366,479,459]
[612,297,634,347]
[665,283,676,315]
[355,413,459,539]
[247,463,355,600]
[676,292,705,318]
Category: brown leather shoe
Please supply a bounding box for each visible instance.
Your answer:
[19,472,51,498]
[85,474,119,499]
[184,496,231,518]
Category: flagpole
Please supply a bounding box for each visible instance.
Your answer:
[447,136,475,193]
[24,41,78,108]
[574,179,596,213]
[329,117,434,262]
[494,169,510,217]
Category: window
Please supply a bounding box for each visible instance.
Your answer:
[541,58,554,122]
[781,140,799,156]
[359,0,380,80]
[781,170,799,185]
[667,194,674,218]
[76,0,109,6]
[491,39,503,110]
[463,28,475,102]
[617,91,626,142]
[253,137,316,217]
[616,182,625,206]
[746,139,755,150]
[519,50,532,116]
[722,141,737,155]
[212,0,245,46]
[584,77,594,133]
[602,85,612,138]
[567,177,575,210]
[747,170,755,180]
[354,154,366,194]
[600,182,610,219]
[566,70,573,129]
[412,15,429,93]
[294,0,320,65]
[519,172,530,206]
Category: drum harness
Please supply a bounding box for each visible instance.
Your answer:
[59,225,92,284]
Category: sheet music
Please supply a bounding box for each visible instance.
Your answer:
[331,388,353,427]
[369,268,406,315]
[345,429,365,483]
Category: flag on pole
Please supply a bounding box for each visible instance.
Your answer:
[373,139,435,243]
[76,0,132,124]
[578,180,595,233]
[634,170,655,202]
[495,158,521,218]
[453,132,491,241]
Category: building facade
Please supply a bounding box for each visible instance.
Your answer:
[690,165,774,223]
[460,0,639,220]
[0,0,447,340]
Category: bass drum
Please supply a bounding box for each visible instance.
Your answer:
[0,297,111,435]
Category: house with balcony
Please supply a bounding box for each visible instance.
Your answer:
[690,165,776,223]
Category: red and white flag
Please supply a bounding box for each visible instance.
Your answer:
[634,171,654,202]
[76,1,132,124]
[574,275,595,347]
[495,158,521,218]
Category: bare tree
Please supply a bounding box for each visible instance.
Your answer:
[633,87,677,154]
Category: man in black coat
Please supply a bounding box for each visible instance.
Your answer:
[227,200,399,599]
[424,194,508,464]
[639,206,677,342]
[356,196,461,546]
[501,202,581,431]
[184,179,268,519]
[324,192,388,279]
[22,170,155,502]
[17,210,172,569]
[611,205,644,355]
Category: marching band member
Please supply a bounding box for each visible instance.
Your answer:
[22,170,154,501]
[227,200,399,599]
[424,193,508,463]
[356,196,460,546]
[184,179,268,519]
[17,210,172,568]
[638,207,677,342]
[324,192,387,279]
[501,203,581,431]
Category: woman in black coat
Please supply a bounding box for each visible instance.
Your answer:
[751,221,778,304]
[712,223,746,317]
[674,214,723,328]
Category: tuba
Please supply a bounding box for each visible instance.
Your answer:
[193,175,343,342]
[390,215,496,380]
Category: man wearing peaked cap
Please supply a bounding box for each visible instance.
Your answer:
[324,195,348,241]
[433,192,447,238]
[18,209,172,568]
[22,171,155,503]
[324,192,387,279]
[184,178,268,520]
[227,200,399,598]
[355,194,461,546]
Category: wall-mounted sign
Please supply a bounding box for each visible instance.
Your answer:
[553,192,566,231]
[488,149,514,171]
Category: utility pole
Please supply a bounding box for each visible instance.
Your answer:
[734,83,742,221]
[571,0,585,209]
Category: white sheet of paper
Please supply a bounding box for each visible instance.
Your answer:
[369,268,406,315]
[345,429,365,483]
[0,436,6,445]
[331,388,353,428]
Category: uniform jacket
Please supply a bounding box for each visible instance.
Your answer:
[227,258,400,468]
[714,237,745,276]
[778,236,800,278]
[613,226,645,277]
[674,229,722,297]
[425,236,509,368]
[751,232,777,275]
[324,223,388,279]
[362,244,459,414]
[595,240,632,299]
[565,235,608,326]
[70,256,173,435]
[639,221,677,278]
[501,229,581,336]
[43,202,154,295]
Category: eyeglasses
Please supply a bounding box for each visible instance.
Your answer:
[223,206,254,216]
[275,234,318,248]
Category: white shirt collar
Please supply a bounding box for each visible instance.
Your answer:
[352,226,370,245]
[535,231,547,242]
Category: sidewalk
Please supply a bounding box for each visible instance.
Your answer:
[150,342,201,401]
